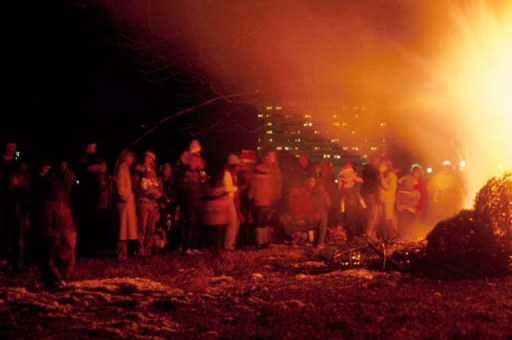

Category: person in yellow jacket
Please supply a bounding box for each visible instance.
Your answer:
[223,154,242,250]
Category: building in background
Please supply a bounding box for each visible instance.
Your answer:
[257,104,387,169]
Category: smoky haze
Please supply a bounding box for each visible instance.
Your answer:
[93,0,512,210]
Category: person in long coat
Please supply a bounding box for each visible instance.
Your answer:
[113,151,138,261]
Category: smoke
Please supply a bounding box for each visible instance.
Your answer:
[95,0,512,209]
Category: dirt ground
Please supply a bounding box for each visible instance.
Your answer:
[1,244,512,339]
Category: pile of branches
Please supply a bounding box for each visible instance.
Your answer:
[425,173,512,277]
[317,236,425,273]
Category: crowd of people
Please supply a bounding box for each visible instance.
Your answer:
[0,138,465,288]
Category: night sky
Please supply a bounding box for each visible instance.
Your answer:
[4,0,258,168]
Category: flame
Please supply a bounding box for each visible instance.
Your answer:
[419,0,512,206]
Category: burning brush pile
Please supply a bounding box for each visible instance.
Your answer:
[425,173,512,277]
[317,173,512,278]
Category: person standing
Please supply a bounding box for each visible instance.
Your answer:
[175,140,206,254]
[223,154,242,250]
[55,161,76,203]
[5,173,29,271]
[362,155,382,240]
[134,151,162,257]
[74,140,104,257]
[237,150,256,246]
[158,162,176,249]
[377,159,398,240]
[202,176,230,255]
[249,150,281,248]
[0,141,20,261]
[338,161,365,239]
[113,151,138,261]
[34,163,76,288]
[396,164,427,237]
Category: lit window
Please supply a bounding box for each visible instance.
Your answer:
[269,138,273,142]
[266,130,273,134]
[352,146,359,151]
[276,146,283,151]
[257,113,263,118]
[343,146,349,151]
[313,147,320,151]
[333,122,340,127]
[257,146,261,150]
[370,146,378,151]
[266,106,273,110]
[295,138,301,142]
[275,106,282,110]
[267,122,272,126]
[304,114,312,118]
[284,147,290,151]
[351,131,356,135]
[294,147,299,150]
[331,138,339,143]
[314,130,320,134]
[380,122,387,127]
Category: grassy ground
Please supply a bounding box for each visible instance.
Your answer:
[1,244,512,339]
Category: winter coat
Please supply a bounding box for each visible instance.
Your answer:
[378,171,398,204]
[249,162,281,207]
[202,184,229,226]
[114,162,137,241]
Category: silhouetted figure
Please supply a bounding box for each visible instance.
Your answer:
[134,150,162,257]
[0,141,20,261]
[74,141,104,257]
[5,173,29,271]
[202,177,229,255]
[33,163,76,288]
[113,151,138,261]
[54,161,76,203]
[249,150,281,248]
[361,158,381,240]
